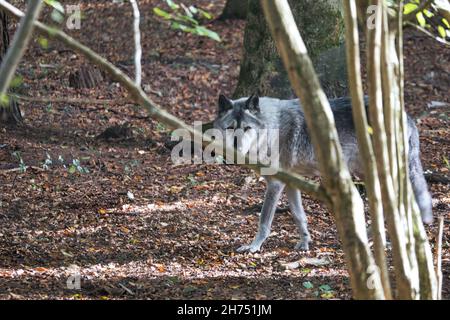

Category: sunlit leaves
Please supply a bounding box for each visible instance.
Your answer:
[44,0,65,24]
[153,0,221,42]
[153,7,172,20]
[403,0,450,43]
[416,11,427,27]
[193,26,221,42]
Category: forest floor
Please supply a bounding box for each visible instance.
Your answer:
[0,0,449,300]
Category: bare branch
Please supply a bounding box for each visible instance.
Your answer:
[343,0,391,300]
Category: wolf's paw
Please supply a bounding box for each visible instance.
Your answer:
[295,240,310,251]
[237,243,261,253]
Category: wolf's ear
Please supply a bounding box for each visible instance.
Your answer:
[245,94,260,113]
[218,94,233,114]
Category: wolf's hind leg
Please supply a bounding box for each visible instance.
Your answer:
[237,179,285,253]
[286,187,311,251]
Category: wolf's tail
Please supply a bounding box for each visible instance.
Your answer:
[408,117,433,224]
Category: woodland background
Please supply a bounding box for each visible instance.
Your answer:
[0,0,448,299]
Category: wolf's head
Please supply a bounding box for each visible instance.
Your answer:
[213,94,265,154]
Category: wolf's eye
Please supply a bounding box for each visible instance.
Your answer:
[244,126,251,132]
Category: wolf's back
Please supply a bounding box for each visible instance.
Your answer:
[328,98,433,223]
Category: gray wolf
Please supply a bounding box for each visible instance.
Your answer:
[213,94,433,253]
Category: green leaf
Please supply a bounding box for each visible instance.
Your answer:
[188,5,198,15]
[319,284,332,292]
[442,18,450,28]
[303,281,314,289]
[38,36,49,49]
[68,165,77,174]
[198,9,213,20]
[165,0,179,10]
[179,3,193,18]
[51,9,65,24]
[193,26,221,42]
[176,14,199,26]
[443,156,450,169]
[10,75,23,88]
[153,7,172,20]
[301,268,312,274]
[423,9,434,18]
[0,93,10,107]
[321,291,335,299]
[171,22,194,33]
[44,0,65,14]
[416,12,427,27]
[404,3,418,15]
[438,25,447,38]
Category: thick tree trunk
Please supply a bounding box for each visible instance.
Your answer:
[219,0,248,20]
[0,8,22,125]
[234,0,347,99]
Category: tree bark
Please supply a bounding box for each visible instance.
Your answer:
[219,0,248,20]
[234,0,347,99]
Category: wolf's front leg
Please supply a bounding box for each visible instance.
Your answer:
[237,179,285,253]
[286,187,311,251]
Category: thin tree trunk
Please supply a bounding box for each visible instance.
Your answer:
[366,0,417,299]
[234,0,347,99]
[396,4,438,299]
[343,0,392,299]
[261,0,384,299]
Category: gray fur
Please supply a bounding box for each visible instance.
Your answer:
[214,95,433,252]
